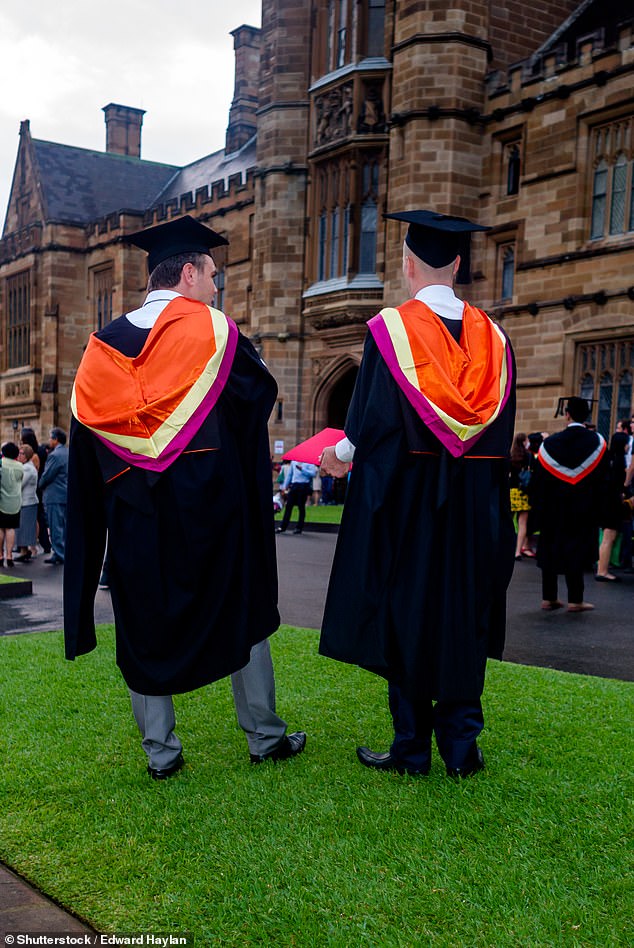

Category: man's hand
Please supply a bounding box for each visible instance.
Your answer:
[320,445,350,478]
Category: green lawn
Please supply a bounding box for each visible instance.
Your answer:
[275,504,344,524]
[1,625,632,946]
[0,572,25,584]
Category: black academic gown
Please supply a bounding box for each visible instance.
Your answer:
[319,329,516,703]
[532,426,607,575]
[63,317,279,696]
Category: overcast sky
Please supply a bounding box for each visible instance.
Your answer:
[0,0,262,228]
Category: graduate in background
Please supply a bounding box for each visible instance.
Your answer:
[64,216,305,779]
[533,396,607,611]
[320,210,516,778]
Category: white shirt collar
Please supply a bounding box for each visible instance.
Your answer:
[125,290,182,329]
[414,284,464,320]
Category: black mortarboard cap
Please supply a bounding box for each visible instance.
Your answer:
[384,209,490,284]
[124,214,229,274]
[555,395,593,420]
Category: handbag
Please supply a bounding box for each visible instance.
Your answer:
[518,467,532,491]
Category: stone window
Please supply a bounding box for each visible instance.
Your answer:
[366,0,386,58]
[215,268,225,312]
[358,160,379,274]
[320,0,384,76]
[316,161,350,281]
[506,143,521,196]
[310,154,382,286]
[500,244,515,300]
[590,118,634,239]
[5,270,31,369]
[324,0,352,72]
[577,338,634,438]
[92,265,113,330]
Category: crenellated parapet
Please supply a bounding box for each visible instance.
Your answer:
[142,169,256,227]
[486,16,634,105]
[0,222,43,265]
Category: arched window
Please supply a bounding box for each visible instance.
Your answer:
[359,161,379,274]
[342,205,350,277]
[598,371,613,439]
[591,159,608,239]
[501,245,515,300]
[330,207,340,278]
[617,369,632,420]
[590,119,634,239]
[318,211,327,281]
[609,154,627,234]
[580,373,594,405]
[507,144,520,196]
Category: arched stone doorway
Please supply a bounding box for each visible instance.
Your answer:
[313,358,359,432]
[326,366,358,428]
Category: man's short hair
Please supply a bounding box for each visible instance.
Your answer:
[147,252,209,291]
[1,441,19,459]
[565,397,590,424]
[50,427,67,445]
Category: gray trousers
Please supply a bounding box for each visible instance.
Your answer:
[129,639,287,769]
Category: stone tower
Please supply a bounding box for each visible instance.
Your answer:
[251,0,313,449]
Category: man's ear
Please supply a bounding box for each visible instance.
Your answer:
[182,262,196,285]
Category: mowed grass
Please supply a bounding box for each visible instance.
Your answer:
[1,625,632,947]
[275,504,344,524]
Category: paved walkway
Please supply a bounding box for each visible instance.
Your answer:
[1,529,632,933]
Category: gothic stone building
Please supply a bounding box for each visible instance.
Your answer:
[1,0,633,454]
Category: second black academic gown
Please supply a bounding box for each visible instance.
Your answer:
[532,425,607,575]
[319,331,516,702]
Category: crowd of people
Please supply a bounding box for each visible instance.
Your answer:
[0,426,68,568]
[510,410,634,610]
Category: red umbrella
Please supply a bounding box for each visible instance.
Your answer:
[282,427,345,466]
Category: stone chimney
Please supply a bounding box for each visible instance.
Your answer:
[103,103,146,157]
[225,25,261,155]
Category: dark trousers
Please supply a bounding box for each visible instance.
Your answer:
[280,483,311,532]
[541,569,583,604]
[388,682,484,771]
[37,499,51,552]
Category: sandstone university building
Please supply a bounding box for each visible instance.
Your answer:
[1,0,633,454]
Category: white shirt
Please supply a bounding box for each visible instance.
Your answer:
[126,290,181,328]
[334,285,463,463]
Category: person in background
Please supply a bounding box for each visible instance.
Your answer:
[533,397,607,612]
[14,444,39,561]
[38,427,69,565]
[320,209,516,779]
[20,427,52,554]
[509,432,533,560]
[276,460,319,535]
[595,430,629,582]
[0,442,24,568]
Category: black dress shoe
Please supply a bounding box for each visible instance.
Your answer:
[44,555,64,564]
[275,526,286,534]
[356,746,429,776]
[250,731,306,764]
[446,745,485,779]
[147,753,184,780]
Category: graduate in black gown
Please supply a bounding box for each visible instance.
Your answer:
[533,396,607,612]
[64,216,306,778]
[319,210,516,778]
